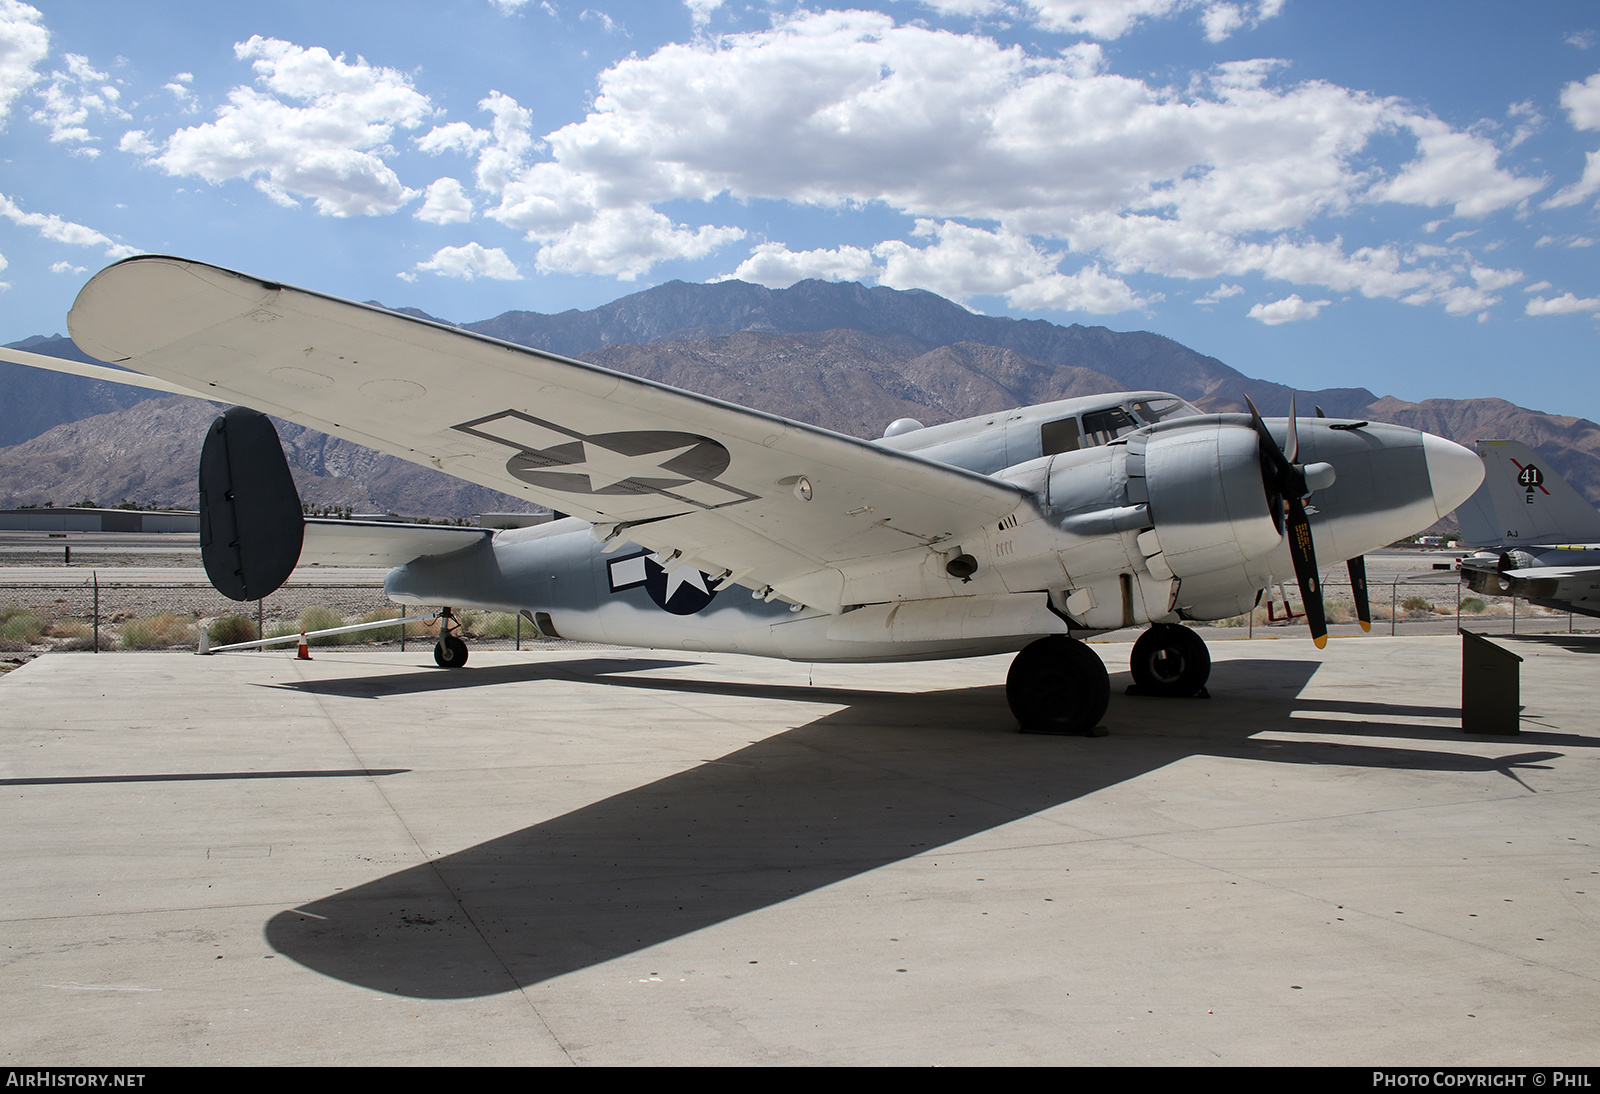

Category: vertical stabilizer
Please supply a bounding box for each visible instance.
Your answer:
[1457,440,1600,547]
[199,407,305,601]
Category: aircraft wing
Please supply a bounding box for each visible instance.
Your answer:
[69,256,1030,611]
[1502,565,1600,581]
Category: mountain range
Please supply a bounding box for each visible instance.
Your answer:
[3,277,1597,517]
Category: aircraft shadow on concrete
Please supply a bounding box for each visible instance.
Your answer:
[0,768,407,787]
[263,655,1565,1000]
[258,656,710,699]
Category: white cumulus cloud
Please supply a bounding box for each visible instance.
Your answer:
[1248,294,1331,324]
[0,0,47,129]
[1525,292,1600,316]
[412,242,522,280]
[465,10,1541,309]
[416,177,473,223]
[149,36,432,217]
[0,192,134,256]
[917,0,1285,40]
[29,51,128,148]
[718,241,877,287]
[874,219,1149,313]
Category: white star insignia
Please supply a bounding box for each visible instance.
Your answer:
[556,442,699,492]
[651,554,711,603]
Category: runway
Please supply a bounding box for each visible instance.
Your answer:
[2,635,1596,1065]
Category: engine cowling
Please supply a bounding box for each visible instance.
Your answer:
[1134,419,1281,580]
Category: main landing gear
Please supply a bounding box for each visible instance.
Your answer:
[1005,624,1215,734]
[1127,623,1211,698]
[433,606,469,669]
[1006,635,1110,736]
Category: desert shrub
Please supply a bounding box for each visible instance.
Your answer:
[356,608,405,643]
[120,613,194,649]
[297,606,358,646]
[471,612,521,638]
[0,608,45,644]
[1460,598,1488,614]
[209,614,259,645]
[1400,596,1433,613]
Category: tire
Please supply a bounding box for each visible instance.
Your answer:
[1006,635,1110,734]
[1129,623,1210,697]
[433,634,469,668]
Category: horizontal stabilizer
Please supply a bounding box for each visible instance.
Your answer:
[301,519,492,567]
[0,344,208,398]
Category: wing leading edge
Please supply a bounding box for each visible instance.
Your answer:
[68,256,1029,612]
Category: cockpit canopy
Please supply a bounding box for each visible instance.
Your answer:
[1045,396,1201,454]
[875,392,1206,477]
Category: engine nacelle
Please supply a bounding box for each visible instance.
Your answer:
[1134,419,1281,581]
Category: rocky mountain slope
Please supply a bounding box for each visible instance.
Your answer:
[4,278,1597,514]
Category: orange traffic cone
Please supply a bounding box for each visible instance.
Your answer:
[296,633,312,660]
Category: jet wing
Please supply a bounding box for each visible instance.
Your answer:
[69,256,1029,612]
[1502,565,1600,581]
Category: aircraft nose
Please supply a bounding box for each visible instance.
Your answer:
[1423,432,1485,518]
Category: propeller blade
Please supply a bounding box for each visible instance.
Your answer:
[1347,555,1371,633]
[1243,394,1304,494]
[1244,393,1328,646]
[1285,494,1327,648]
[1315,405,1326,418]
[1286,393,1300,465]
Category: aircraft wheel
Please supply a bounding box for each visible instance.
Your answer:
[1006,635,1110,734]
[1129,623,1210,698]
[433,635,469,668]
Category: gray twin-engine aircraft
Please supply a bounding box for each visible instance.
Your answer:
[30,256,1485,733]
[1455,440,1600,618]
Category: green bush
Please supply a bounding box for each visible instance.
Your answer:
[0,608,45,644]
[355,608,404,642]
[1400,595,1434,613]
[1460,597,1488,614]
[297,606,358,646]
[470,612,521,638]
[208,614,259,645]
[120,613,194,649]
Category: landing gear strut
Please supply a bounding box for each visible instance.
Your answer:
[1128,623,1210,698]
[1006,635,1110,735]
[433,606,469,668]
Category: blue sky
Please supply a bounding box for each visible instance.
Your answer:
[3,1,1599,420]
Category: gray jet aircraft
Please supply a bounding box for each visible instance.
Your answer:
[1455,439,1600,618]
[9,256,1487,733]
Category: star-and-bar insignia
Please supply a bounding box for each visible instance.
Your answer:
[453,410,758,510]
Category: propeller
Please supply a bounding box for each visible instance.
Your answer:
[1245,395,1332,648]
[1347,554,1372,632]
[1316,404,1371,628]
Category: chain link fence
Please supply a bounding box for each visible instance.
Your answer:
[0,576,545,655]
[1211,579,1597,638]
[0,576,1592,657]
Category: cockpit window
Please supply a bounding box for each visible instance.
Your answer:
[1041,417,1082,455]
[1081,406,1139,447]
[1129,397,1201,424]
